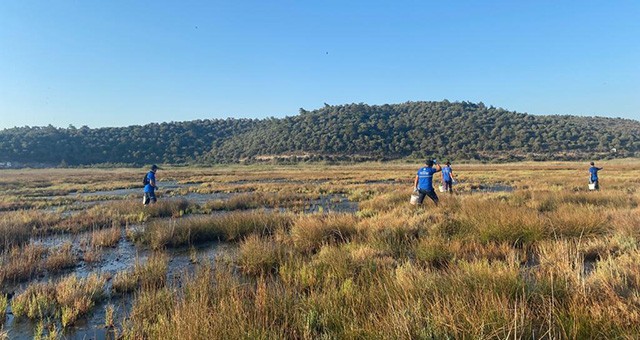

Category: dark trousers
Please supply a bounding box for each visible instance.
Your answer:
[443,180,453,193]
[417,189,439,205]
[590,179,600,190]
[143,190,157,205]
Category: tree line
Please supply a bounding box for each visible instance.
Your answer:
[0,119,256,166]
[204,101,640,163]
[1,101,638,166]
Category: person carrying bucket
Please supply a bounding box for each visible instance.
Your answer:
[441,161,455,194]
[589,161,603,190]
[414,159,442,206]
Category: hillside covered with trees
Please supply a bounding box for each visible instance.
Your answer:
[0,119,256,166]
[1,101,639,166]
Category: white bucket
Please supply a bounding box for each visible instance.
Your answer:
[588,183,596,190]
[410,192,420,205]
[438,185,445,193]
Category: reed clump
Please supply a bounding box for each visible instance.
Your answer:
[204,191,327,212]
[43,242,77,273]
[238,235,284,276]
[290,214,358,254]
[53,207,124,233]
[112,253,168,294]
[122,287,175,339]
[0,243,47,285]
[143,199,191,218]
[90,224,121,247]
[11,282,57,320]
[414,236,454,268]
[145,211,293,249]
[0,210,60,249]
[56,273,106,327]
[547,205,609,238]
[0,294,7,323]
[11,273,106,327]
[112,271,138,295]
[82,246,103,264]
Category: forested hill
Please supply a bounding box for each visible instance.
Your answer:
[204,101,640,162]
[0,119,257,166]
[1,101,639,166]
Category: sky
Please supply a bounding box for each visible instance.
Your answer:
[0,1,638,129]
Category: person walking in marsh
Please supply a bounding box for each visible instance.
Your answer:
[441,161,455,194]
[143,164,160,205]
[414,159,442,206]
[589,161,603,190]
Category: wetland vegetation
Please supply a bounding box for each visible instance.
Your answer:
[0,160,639,339]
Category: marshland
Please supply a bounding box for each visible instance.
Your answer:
[1,160,639,339]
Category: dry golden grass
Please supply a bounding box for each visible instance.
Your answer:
[122,287,175,339]
[290,214,358,254]
[56,273,106,327]
[144,211,293,249]
[11,273,106,328]
[112,271,138,295]
[0,243,47,284]
[112,161,640,339]
[82,246,103,263]
[43,242,77,273]
[0,294,7,324]
[90,225,121,247]
[0,210,60,249]
[2,161,640,337]
[113,253,168,294]
[11,281,57,320]
[104,304,115,328]
[238,235,283,276]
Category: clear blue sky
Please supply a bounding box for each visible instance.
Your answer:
[1,1,638,129]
